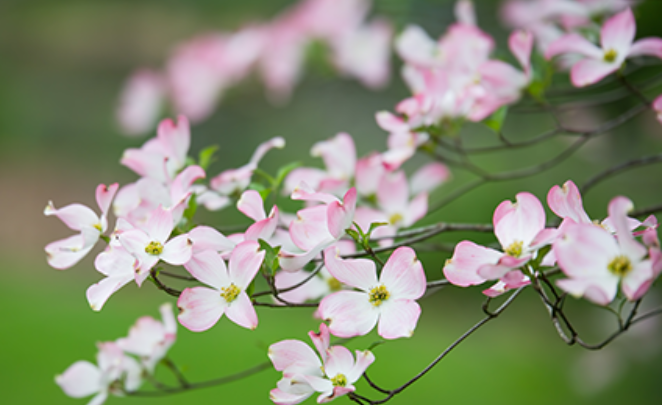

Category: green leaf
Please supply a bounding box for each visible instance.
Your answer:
[182,195,198,224]
[258,239,281,274]
[367,340,386,351]
[345,229,362,245]
[275,162,302,187]
[253,168,276,186]
[367,222,389,238]
[198,145,219,171]
[483,106,508,133]
[246,279,256,298]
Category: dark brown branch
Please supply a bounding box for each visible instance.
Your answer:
[581,153,662,194]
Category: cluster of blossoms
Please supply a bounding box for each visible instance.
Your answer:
[47,1,662,404]
[47,109,445,402]
[55,304,176,404]
[444,180,662,304]
[117,0,392,135]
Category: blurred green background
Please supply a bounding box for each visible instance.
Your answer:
[1,0,662,404]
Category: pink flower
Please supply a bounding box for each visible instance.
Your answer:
[554,196,661,305]
[120,115,191,183]
[444,192,555,296]
[116,303,177,372]
[116,69,165,136]
[86,242,138,311]
[45,183,119,269]
[318,246,426,339]
[177,240,265,331]
[55,342,142,405]
[117,206,193,286]
[654,94,662,124]
[545,8,662,87]
[269,323,375,404]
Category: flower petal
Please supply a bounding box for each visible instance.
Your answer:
[600,8,635,56]
[184,250,229,289]
[571,58,618,87]
[443,241,501,287]
[86,274,134,311]
[161,234,193,265]
[323,246,377,291]
[228,240,265,288]
[318,291,379,338]
[628,37,662,59]
[378,299,421,339]
[55,361,102,398]
[177,287,226,332]
[380,247,426,300]
[225,292,258,330]
[269,340,321,372]
[545,33,602,60]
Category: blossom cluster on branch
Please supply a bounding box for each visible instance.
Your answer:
[46,0,662,404]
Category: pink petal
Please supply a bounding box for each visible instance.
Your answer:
[283,168,328,195]
[143,206,174,242]
[177,287,226,332]
[225,292,258,330]
[494,192,546,249]
[116,69,165,135]
[375,111,409,133]
[628,37,662,59]
[270,387,313,405]
[443,241,501,287]
[545,33,602,60]
[380,247,426,300]
[571,58,619,87]
[454,0,476,26]
[600,8,635,56]
[318,291,379,338]
[323,246,377,291]
[170,165,205,204]
[324,346,355,378]
[279,241,330,272]
[311,132,356,180]
[157,115,190,170]
[269,340,321,372]
[95,183,119,217]
[188,225,235,253]
[327,188,357,240]
[244,207,279,241]
[184,250,228,289]
[608,196,647,261]
[229,240,265,288]
[290,206,334,251]
[509,30,533,75]
[161,234,193,265]
[55,361,101,398]
[622,260,654,301]
[394,25,439,67]
[556,278,616,306]
[45,234,94,270]
[346,350,375,384]
[547,180,591,223]
[291,182,339,205]
[44,202,99,231]
[309,324,330,362]
[477,262,514,280]
[403,191,428,227]
[378,299,421,339]
[355,153,385,196]
[554,223,616,278]
[237,190,266,221]
[86,274,134,311]
[409,162,450,195]
[249,136,285,165]
[377,171,409,215]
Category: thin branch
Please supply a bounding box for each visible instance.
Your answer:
[581,153,662,194]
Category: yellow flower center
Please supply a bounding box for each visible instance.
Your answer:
[331,373,347,387]
[389,213,403,226]
[505,240,523,258]
[327,277,342,291]
[369,285,390,307]
[145,241,164,255]
[221,283,241,303]
[608,255,632,277]
[93,223,103,232]
[603,49,618,63]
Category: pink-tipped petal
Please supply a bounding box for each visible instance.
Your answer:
[443,241,501,287]
[554,223,617,278]
[45,235,94,270]
[143,206,174,242]
[547,180,591,223]
[494,192,546,248]
[377,171,409,215]
[608,196,646,261]
[177,287,225,332]
[380,247,426,300]
[346,350,375,383]
[622,260,654,301]
[86,274,134,311]
[55,361,102,398]
[188,225,235,253]
[309,324,331,362]
[184,250,228,289]
[250,136,285,165]
[225,292,258,330]
[571,58,619,87]
[44,202,99,231]
[95,183,119,217]
[324,346,355,378]
[229,240,265,288]
[509,30,534,75]
[318,291,379,338]
[161,234,193,265]
[556,278,616,306]
[545,33,602,60]
[323,246,377,291]
[410,162,450,195]
[327,188,357,240]
[237,190,267,221]
[600,8,635,56]
[269,340,321,372]
[628,37,662,59]
[311,133,356,180]
[378,300,421,339]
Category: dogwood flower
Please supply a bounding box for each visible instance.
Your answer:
[116,303,177,372]
[55,342,141,405]
[178,240,265,331]
[554,196,661,305]
[45,183,119,269]
[545,8,662,87]
[269,323,375,404]
[318,246,426,339]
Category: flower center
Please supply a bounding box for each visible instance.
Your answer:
[603,49,618,63]
[145,241,164,255]
[369,285,390,306]
[608,255,632,277]
[389,213,403,225]
[93,223,103,232]
[331,373,347,387]
[505,240,523,258]
[220,283,241,303]
[327,277,342,291]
